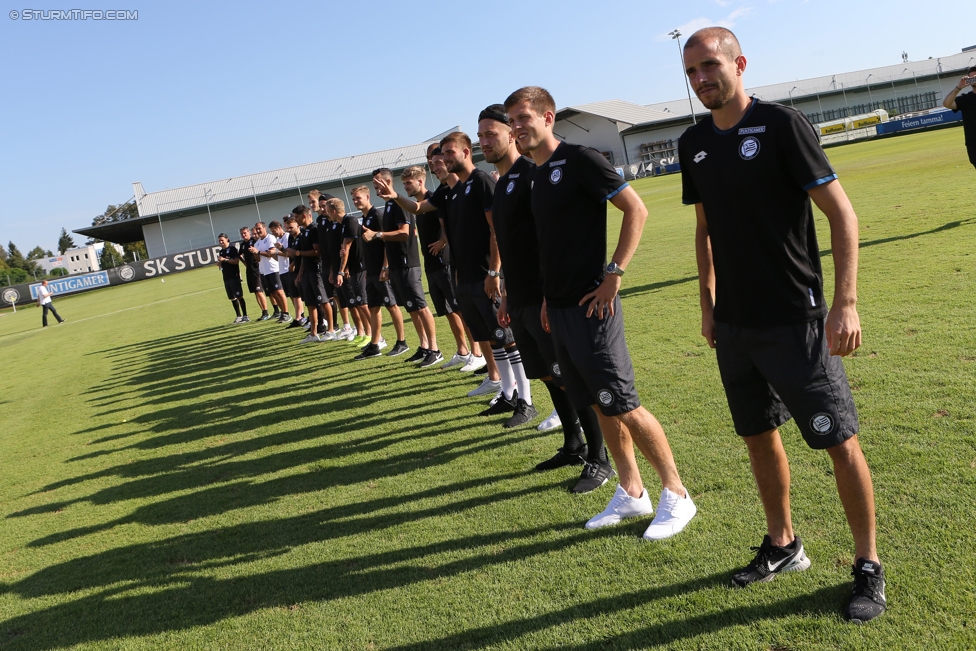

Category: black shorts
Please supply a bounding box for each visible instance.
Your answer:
[426,266,457,316]
[547,295,640,417]
[968,144,976,170]
[343,270,367,308]
[300,272,329,307]
[280,272,297,298]
[366,275,397,309]
[223,277,243,301]
[390,266,427,313]
[714,318,858,450]
[508,303,560,381]
[455,281,513,347]
[333,274,349,309]
[245,269,263,294]
[261,272,282,294]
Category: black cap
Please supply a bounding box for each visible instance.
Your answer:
[478,104,510,126]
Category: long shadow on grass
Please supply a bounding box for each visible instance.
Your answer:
[0,522,627,650]
[619,275,697,299]
[819,217,976,258]
[386,580,847,650]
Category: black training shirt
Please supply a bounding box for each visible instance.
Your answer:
[382,199,421,270]
[529,142,628,308]
[238,237,259,275]
[493,156,544,308]
[416,188,450,271]
[953,91,976,146]
[218,244,240,281]
[679,99,835,327]
[446,168,495,285]
[296,223,320,275]
[341,215,365,274]
[316,212,332,272]
[424,183,454,268]
[361,206,386,277]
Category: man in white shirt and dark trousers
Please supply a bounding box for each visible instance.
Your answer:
[37,280,65,327]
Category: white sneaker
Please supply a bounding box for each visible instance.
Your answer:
[642,488,697,541]
[585,484,654,530]
[467,377,502,397]
[319,330,337,341]
[345,328,357,342]
[460,354,487,372]
[342,324,354,336]
[300,333,321,344]
[377,337,388,350]
[537,409,561,431]
[442,352,470,369]
[232,316,243,324]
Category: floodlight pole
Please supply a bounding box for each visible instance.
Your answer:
[250,180,262,220]
[202,188,217,245]
[904,68,920,102]
[866,74,874,106]
[669,29,697,125]
[788,86,798,108]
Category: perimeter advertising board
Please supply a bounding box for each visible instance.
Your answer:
[1,244,223,306]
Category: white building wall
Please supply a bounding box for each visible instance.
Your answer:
[554,114,630,165]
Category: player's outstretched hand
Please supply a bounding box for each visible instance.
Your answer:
[825,304,861,357]
[580,275,621,320]
[374,177,397,200]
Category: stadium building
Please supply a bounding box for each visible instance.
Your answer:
[74,128,491,259]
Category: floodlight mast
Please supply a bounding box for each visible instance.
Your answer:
[670,29,697,125]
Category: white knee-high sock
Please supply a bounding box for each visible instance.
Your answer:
[507,346,532,404]
[492,346,517,400]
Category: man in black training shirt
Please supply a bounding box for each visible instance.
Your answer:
[505,86,697,538]
[350,185,406,359]
[480,103,617,481]
[310,190,337,337]
[321,195,357,342]
[271,218,306,329]
[412,145,479,369]
[943,66,976,171]
[238,226,270,320]
[326,197,371,343]
[679,28,885,623]
[377,132,519,403]
[364,167,442,368]
[215,233,249,323]
[292,205,331,344]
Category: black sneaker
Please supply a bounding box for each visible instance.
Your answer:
[257,313,271,322]
[286,319,304,329]
[240,315,251,323]
[354,343,382,360]
[406,347,428,363]
[474,364,489,375]
[479,392,517,416]
[535,446,587,471]
[731,535,811,587]
[419,349,444,368]
[571,461,615,494]
[387,340,410,357]
[504,399,538,428]
[844,558,886,623]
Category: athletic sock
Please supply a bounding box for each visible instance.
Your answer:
[507,346,531,404]
[262,310,268,316]
[232,300,241,317]
[577,405,607,463]
[282,312,289,318]
[239,300,248,317]
[492,346,517,400]
[545,381,585,450]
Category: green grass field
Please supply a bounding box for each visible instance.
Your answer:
[1,127,975,650]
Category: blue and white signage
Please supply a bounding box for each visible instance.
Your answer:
[29,271,110,299]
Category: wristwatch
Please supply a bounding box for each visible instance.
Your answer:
[487,270,501,278]
[606,262,625,277]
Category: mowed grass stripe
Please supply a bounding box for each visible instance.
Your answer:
[0,127,974,650]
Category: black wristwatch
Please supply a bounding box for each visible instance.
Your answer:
[606,262,625,277]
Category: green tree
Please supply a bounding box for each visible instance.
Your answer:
[27,246,48,261]
[88,202,139,245]
[58,228,76,254]
[100,244,125,269]
[0,268,29,286]
[6,242,41,277]
[48,267,68,277]
[123,240,148,262]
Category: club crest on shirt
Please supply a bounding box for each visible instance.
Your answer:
[506,180,515,194]
[739,136,761,160]
[549,168,563,184]
[551,363,561,377]
[465,184,472,195]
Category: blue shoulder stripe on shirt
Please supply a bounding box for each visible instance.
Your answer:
[605,183,629,201]
[802,174,838,191]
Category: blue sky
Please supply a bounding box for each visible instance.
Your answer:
[1,0,973,254]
